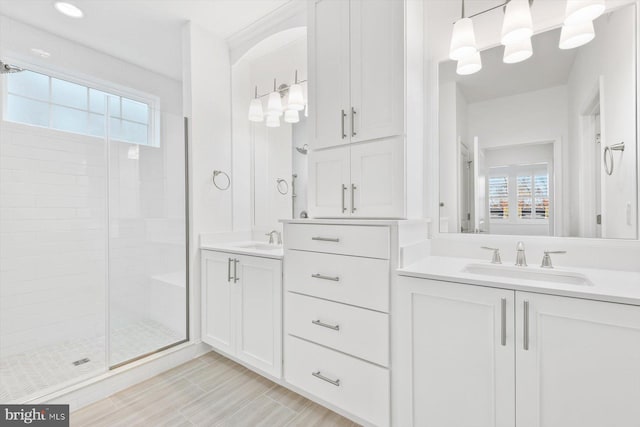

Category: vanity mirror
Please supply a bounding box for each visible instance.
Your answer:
[438,2,638,239]
[232,28,308,234]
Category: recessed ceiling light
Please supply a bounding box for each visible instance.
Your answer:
[54,2,84,18]
[30,48,51,58]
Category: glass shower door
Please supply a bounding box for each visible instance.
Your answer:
[107,103,187,367]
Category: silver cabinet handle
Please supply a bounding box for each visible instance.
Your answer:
[311,273,340,282]
[341,184,347,213]
[311,237,340,242]
[312,319,340,331]
[233,258,239,283]
[341,109,346,139]
[501,298,507,346]
[228,258,233,282]
[351,184,357,213]
[351,107,357,137]
[523,300,529,350]
[312,371,340,387]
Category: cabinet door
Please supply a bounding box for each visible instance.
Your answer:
[309,0,351,149]
[349,0,404,143]
[516,292,640,427]
[201,251,235,355]
[394,277,515,427]
[350,137,404,218]
[308,146,350,218]
[235,255,282,378]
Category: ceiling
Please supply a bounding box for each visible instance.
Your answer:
[441,28,578,104]
[0,0,291,80]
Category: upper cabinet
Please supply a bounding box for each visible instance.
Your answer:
[309,0,404,150]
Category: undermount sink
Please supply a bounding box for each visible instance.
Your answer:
[234,242,282,251]
[462,263,593,286]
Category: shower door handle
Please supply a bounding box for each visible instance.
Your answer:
[233,259,240,283]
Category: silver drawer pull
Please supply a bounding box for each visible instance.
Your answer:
[311,273,340,282]
[312,319,340,331]
[312,371,340,387]
[311,237,340,242]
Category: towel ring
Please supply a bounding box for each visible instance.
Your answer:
[213,170,231,190]
[603,142,625,176]
[276,178,289,195]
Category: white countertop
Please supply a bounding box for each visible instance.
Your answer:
[398,256,640,306]
[279,218,429,226]
[200,241,284,259]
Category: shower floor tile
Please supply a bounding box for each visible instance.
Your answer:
[0,319,183,403]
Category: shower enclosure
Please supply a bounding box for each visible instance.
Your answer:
[0,18,188,403]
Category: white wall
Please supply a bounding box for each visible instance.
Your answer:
[182,22,233,343]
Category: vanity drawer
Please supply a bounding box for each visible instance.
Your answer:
[286,292,389,367]
[285,335,390,427]
[284,223,389,259]
[285,249,389,312]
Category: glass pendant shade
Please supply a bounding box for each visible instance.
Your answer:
[265,114,280,128]
[564,0,605,26]
[449,18,478,60]
[503,37,533,63]
[248,98,264,122]
[559,20,595,49]
[287,83,305,111]
[284,109,300,124]
[457,51,482,75]
[501,0,534,45]
[267,91,283,116]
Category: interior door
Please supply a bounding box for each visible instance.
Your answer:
[399,277,515,427]
[235,255,282,378]
[473,136,487,233]
[349,0,404,143]
[350,137,404,218]
[516,292,640,427]
[308,146,350,217]
[201,251,235,355]
[309,0,351,149]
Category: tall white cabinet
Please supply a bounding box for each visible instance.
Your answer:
[201,250,282,379]
[307,0,420,219]
[395,276,640,427]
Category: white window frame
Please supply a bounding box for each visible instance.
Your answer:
[0,58,161,147]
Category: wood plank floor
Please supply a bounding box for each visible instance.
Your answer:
[70,351,361,427]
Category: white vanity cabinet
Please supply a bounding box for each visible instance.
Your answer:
[309,0,404,149]
[201,250,282,379]
[395,276,640,427]
[308,137,404,218]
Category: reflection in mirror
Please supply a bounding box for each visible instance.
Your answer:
[439,3,637,239]
[232,28,307,234]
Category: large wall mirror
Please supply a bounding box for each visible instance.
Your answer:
[438,2,638,239]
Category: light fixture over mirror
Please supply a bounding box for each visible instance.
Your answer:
[449,0,605,75]
[247,71,307,126]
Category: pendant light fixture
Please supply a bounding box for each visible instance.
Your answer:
[248,86,264,122]
[501,0,534,45]
[457,51,482,75]
[266,114,280,128]
[559,20,595,49]
[449,0,478,61]
[267,78,283,117]
[284,109,300,124]
[286,70,305,111]
[564,0,605,26]
[503,37,533,63]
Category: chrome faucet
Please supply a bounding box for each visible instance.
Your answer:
[515,241,527,267]
[481,246,502,264]
[266,230,282,245]
[541,250,566,268]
